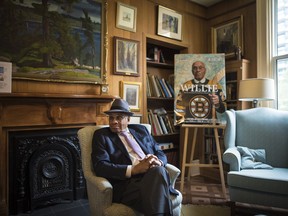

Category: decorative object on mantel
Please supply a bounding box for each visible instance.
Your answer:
[101,83,109,94]
[239,78,275,108]
[0,61,12,93]
[119,81,141,112]
[116,2,137,32]
[211,15,244,59]
[0,0,108,84]
[157,5,182,41]
[114,37,140,77]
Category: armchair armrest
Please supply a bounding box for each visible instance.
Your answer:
[85,173,113,216]
[223,147,241,171]
[165,163,181,188]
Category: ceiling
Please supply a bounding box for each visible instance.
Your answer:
[189,0,224,7]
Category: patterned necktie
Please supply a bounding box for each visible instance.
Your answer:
[120,131,145,159]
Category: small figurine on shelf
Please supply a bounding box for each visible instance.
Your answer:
[234,46,242,60]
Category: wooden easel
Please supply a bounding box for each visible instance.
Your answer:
[179,123,227,199]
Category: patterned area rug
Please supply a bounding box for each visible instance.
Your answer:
[175,175,288,216]
[175,175,229,206]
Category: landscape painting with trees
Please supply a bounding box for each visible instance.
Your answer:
[0,0,103,83]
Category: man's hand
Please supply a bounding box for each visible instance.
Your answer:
[209,93,220,107]
[131,154,162,175]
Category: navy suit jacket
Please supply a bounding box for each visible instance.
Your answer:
[91,124,167,185]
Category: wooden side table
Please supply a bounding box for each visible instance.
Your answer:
[179,123,227,199]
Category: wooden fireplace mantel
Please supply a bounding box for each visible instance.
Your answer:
[0,93,116,215]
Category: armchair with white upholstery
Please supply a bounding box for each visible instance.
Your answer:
[77,124,182,216]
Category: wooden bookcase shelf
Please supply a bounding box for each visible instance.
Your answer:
[225,59,250,110]
[144,34,188,167]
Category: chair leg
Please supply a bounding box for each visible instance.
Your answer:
[228,201,236,216]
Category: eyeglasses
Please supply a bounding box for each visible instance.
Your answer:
[108,115,127,121]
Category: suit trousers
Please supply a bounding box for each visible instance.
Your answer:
[113,166,172,216]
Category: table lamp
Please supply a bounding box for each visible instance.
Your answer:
[238,78,275,108]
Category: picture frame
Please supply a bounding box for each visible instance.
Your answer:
[0,61,12,93]
[114,37,140,77]
[0,0,107,84]
[129,114,142,124]
[116,2,137,32]
[157,5,182,41]
[120,81,141,112]
[211,16,244,58]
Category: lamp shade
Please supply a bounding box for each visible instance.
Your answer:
[239,78,275,101]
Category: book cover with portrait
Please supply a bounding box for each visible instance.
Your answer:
[174,54,226,125]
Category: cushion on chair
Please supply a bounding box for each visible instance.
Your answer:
[237,146,273,169]
[228,168,288,195]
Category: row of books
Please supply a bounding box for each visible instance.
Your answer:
[148,108,176,136]
[146,74,174,98]
[158,142,176,150]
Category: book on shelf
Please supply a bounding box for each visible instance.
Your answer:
[160,50,165,63]
[154,76,165,97]
[148,108,176,136]
[158,115,168,134]
[158,142,175,150]
[146,75,151,97]
[147,74,174,98]
[160,78,172,98]
[164,79,174,97]
[149,75,161,97]
[148,109,162,135]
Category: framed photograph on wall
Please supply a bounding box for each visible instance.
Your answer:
[0,61,12,93]
[114,37,140,77]
[116,2,137,32]
[211,16,244,58]
[120,81,141,112]
[157,5,182,41]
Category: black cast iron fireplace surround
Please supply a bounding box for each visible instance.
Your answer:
[8,128,86,215]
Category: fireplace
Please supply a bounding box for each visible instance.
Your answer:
[0,93,114,215]
[9,128,86,214]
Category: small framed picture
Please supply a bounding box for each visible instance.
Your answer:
[120,81,141,112]
[211,16,244,58]
[114,37,140,77]
[157,5,182,41]
[0,61,12,93]
[129,114,142,124]
[116,2,137,32]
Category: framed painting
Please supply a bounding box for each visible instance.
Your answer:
[0,0,107,84]
[120,81,141,112]
[0,61,12,93]
[157,5,182,41]
[114,37,140,77]
[116,2,137,32]
[211,16,244,58]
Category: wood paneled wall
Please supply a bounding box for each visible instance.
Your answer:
[10,0,257,118]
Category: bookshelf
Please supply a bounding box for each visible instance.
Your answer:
[144,34,188,167]
[225,59,250,110]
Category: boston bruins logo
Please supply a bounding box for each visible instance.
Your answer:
[188,95,211,118]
